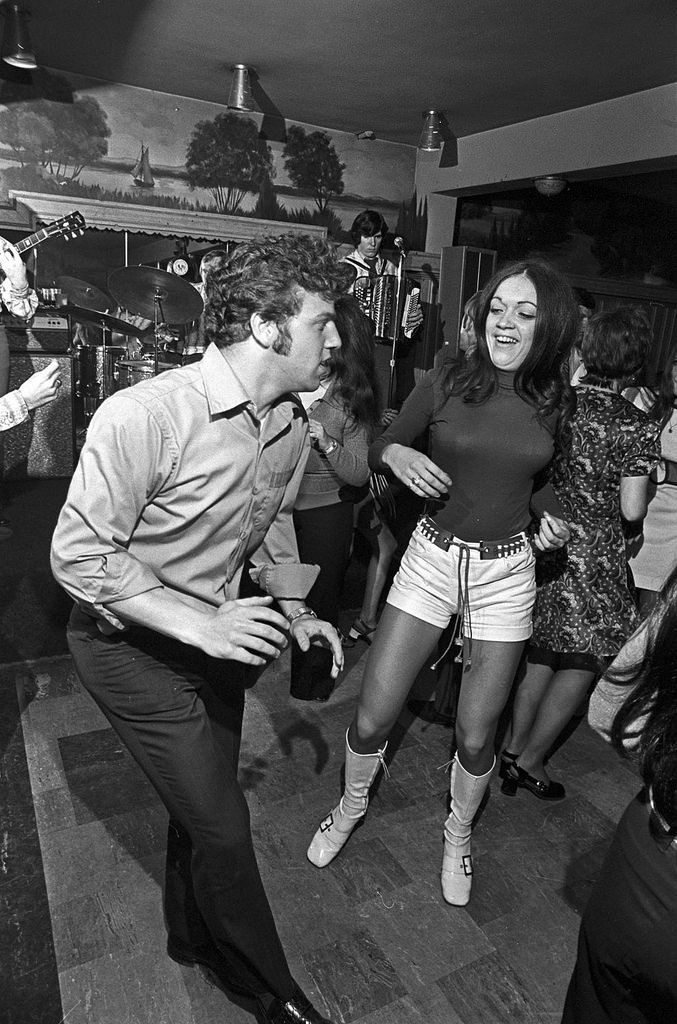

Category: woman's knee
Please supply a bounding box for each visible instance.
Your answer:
[454,720,496,762]
[352,706,392,750]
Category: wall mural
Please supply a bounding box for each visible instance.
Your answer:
[0,68,423,245]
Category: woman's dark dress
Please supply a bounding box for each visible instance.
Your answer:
[532,387,660,660]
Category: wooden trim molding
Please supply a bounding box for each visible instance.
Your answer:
[7,190,327,242]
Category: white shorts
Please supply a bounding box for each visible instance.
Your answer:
[387,520,536,642]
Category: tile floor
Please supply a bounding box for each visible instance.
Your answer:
[6,636,640,1024]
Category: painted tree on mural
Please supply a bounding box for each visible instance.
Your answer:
[185,113,273,215]
[0,73,110,183]
[283,126,345,214]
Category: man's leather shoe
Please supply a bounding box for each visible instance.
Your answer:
[259,983,335,1024]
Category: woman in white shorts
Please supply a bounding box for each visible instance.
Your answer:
[306,259,578,906]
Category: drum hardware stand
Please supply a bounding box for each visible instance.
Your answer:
[151,289,168,376]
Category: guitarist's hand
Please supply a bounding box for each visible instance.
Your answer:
[0,240,30,292]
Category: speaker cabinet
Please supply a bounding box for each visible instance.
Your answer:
[438,245,497,352]
[0,315,75,478]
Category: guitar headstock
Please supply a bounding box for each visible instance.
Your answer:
[46,211,86,242]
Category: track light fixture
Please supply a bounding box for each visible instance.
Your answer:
[227,64,254,112]
[1,2,37,69]
[418,110,443,151]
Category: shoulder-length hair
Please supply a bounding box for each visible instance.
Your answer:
[439,259,578,429]
[610,562,677,828]
[581,307,653,389]
[350,210,388,246]
[330,294,380,436]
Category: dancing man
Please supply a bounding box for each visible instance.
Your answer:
[51,233,350,1024]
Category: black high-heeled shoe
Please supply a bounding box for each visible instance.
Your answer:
[499,749,519,794]
[502,761,565,801]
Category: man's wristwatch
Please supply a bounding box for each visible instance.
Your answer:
[287,606,317,624]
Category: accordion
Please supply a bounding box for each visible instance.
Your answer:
[353,274,421,342]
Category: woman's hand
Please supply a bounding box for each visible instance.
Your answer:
[533,510,570,551]
[308,418,331,451]
[381,443,452,498]
[18,360,62,411]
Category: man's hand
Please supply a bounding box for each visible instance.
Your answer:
[290,615,344,678]
[533,511,570,552]
[203,596,290,664]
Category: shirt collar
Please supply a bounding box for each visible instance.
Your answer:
[199,342,299,432]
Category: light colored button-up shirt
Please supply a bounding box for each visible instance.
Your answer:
[51,343,311,628]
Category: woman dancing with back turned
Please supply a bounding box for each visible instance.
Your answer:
[306,259,578,906]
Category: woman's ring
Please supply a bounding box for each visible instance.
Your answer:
[412,475,419,486]
[55,378,62,389]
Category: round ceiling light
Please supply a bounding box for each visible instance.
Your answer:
[534,176,568,197]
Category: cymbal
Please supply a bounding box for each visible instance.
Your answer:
[63,304,150,338]
[107,266,204,324]
[56,276,112,311]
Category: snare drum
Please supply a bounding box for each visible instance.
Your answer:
[114,359,176,391]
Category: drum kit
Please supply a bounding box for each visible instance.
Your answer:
[61,266,204,424]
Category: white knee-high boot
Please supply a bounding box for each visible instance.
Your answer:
[307,730,387,868]
[441,754,495,906]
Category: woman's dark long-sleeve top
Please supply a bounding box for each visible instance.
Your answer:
[369,367,563,542]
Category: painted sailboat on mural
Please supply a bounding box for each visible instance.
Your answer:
[131,144,155,188]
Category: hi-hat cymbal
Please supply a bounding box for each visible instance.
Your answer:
[63,304,151,338]
[108,266,204,324]
[55,276,112,311]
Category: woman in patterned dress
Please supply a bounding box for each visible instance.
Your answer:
[502,306,661,800]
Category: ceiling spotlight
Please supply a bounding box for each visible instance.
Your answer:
[1,3,37,69]
[356,130,375,141]
[418,110,443,151]
[227,64,254,112]
[534,175,568,197]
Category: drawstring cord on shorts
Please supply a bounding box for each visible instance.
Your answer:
[430,542,473,672]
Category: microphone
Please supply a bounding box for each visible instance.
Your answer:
[393,236,407,256]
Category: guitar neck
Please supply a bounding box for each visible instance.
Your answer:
[15,227,56,256]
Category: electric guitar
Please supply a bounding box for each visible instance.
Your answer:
[10,210,86,255]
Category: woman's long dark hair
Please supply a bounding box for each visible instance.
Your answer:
[330,294,380,437]
[439,259,578,432]
[648,341,677,430]
[610,563,677,827]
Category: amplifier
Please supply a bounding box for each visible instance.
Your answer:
[2,351,75,478]
[1,309,70,354]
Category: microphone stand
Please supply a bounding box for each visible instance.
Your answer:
[387,244,407,408]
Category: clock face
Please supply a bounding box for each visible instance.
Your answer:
[172,257,189,277]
